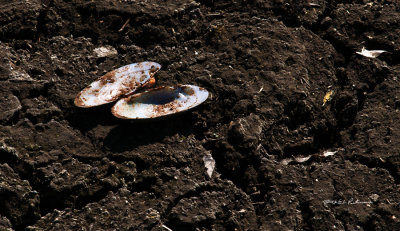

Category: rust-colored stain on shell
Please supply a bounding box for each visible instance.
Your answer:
[140,74,147,82]
[74,91,85,107]
[99,70,116,86]
[153,100,180,116]
[182,86,195,95]
[128,80,139,91]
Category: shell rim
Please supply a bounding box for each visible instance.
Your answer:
[111,84,209,119]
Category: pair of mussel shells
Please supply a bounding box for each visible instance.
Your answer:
[75,62,209,119]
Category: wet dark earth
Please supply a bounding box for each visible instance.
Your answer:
[1,0,400,230]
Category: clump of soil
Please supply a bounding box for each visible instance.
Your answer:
[1,0,400,230]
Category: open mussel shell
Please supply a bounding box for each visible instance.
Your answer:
[111,85,209,119]
[74,61,161,108]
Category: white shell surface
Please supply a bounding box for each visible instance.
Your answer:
[75,62,161,107]
[111,85,209,119]
[356,47,387,58]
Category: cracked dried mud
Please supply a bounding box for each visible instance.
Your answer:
[1,0,400,230]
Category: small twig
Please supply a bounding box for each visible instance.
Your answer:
[207,13,221,16]
[118,18,130,32]
[162,224,173,231]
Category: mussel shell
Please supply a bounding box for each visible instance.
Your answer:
[74,62,161,108]
[111,85,209,119]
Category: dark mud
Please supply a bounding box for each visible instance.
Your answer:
[1,0,400,230]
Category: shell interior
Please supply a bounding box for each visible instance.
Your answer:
[111,85,209,119]
[74,61,161,107]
